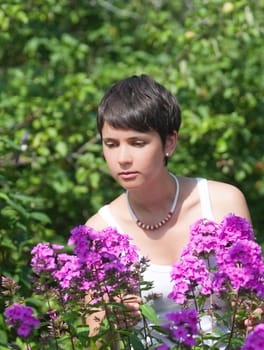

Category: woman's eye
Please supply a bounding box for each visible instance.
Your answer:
[132,140,146,147]
[104,142,117,148]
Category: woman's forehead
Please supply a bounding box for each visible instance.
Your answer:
[101,122,158,138]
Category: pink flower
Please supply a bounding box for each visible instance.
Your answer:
[218,213,255,246]
[214,239,264,294]
[67,225,141,294]
[52,254,82,289]
[31,243,58,274]
[241,323,264,349]
[169,253,212,304]
[188,218,219,255]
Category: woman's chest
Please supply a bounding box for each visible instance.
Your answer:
[121,209,199,265]
[113,183,206,264]
[135,225,190,265]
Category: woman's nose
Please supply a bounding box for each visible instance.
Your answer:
[118,146,132,164]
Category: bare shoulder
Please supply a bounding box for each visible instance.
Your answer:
[85,194,125,230]
[208,180,246,200]
[207,179,251,222]
[85,212,108,231]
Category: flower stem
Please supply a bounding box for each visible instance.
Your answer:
[227,293,240,349]
[45,294,60,350]
[190,283,206,349]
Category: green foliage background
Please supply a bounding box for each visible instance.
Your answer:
[0,0,263,345]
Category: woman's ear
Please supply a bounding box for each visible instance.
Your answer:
[165,131,178,157]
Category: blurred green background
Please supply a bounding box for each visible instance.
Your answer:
[0,0,263,344]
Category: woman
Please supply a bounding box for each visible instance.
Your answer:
[85,74,251,345]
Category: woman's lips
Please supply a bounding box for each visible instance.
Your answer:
[118,172,138,180]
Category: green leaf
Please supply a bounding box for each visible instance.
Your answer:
[55,141,68,157]
[29,212,51,224]
[140,304,160,325]
[127,334,145,350]
[76,325,89,345]
[0,192,9,202]
[5,198,29,218]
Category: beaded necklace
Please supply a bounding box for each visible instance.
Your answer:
[126,173,179,231]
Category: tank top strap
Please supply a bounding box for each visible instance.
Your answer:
[196,178,215,220]
[98,205,124,233]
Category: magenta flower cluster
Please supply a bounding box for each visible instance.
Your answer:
[31,243,64,275]
[169,214,264,304]
[68,225,140,292]
[214,239,264,294]
[31,225,140,296]
[161,309,199,347]
[215,215,264,296]
[169,253,212,304]
[5,303,40,337]
[241,323,264,349]
[4,226,143,343]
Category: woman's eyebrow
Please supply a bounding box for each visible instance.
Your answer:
[102,137,117,141]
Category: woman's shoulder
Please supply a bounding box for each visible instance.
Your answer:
[85,193,126,230]
[178,176,243,200]
[180,175,250,222]
[85,212,108,231]
[207,178,245,199]
[206,179,251,222]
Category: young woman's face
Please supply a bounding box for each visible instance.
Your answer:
[101,122,169,190]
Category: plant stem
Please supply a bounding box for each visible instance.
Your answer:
[190,283,206,349]
[227,293,239,349]
[45,293,59,350]
[57,290,77,350]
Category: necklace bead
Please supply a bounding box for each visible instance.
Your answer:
[126,173,179,231]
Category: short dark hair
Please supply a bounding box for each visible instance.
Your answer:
[97,74,181,145]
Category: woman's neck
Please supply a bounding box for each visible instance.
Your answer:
[126,173,180,230]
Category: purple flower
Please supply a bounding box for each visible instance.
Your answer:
[188,218,219,256]
[52,253,82,289]
[59,225,141,294]
[170,213,263,305]
[214,239,264,294]
[168,219,218,304]
[31,243,60,274]
[241,323,264,349]
[5,303,40,337]
[17,324,32,337]
[68,225,94,263]
[155,344,169,350]
[217,213,255,247]
[169,252,212,304]
[162,309,198,346]
[68,225,141,295]
[52,244,64,251]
